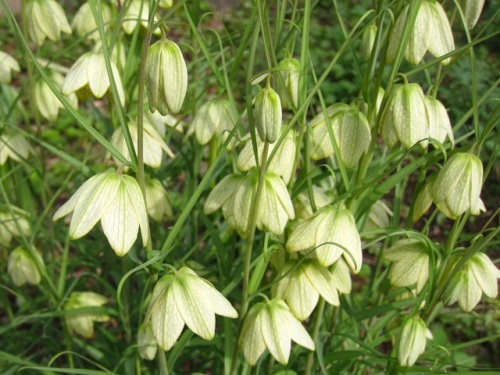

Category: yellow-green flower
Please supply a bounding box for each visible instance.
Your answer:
[239,298,315,365]
[72,2,112,41]
[34,71,78,121]
[8,246,44,286]
[398,315,427,367]
[53,170,149,256]
[442,252,500,312]
[191,99,237,145]
[276,57,300,110]
[458,0,485,29]
[0,206,30,247]
[146,267,237,351]
[275,259,339,320]
[425,95,454,147]
[64,292,109,338]
[0,51,20,83]
[287,204,362,273]
[0,133,34,165]
[144,178,173,222]
[361,24,377,61]
[25,0,71,46]
[254,86,282,143]
[432,152,485,219]
[121,0,160,35]
[146,39,188,115]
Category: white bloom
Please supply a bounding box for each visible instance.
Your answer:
[191,99,238,145]
[0,133,34,165]
[0,206,30,246]
[25,0,71,46]
[146,267,237,351]
[398,315,427,367]
[144,178,173,221]
[72,2,112,40]
[64,292,109,338]
[8,246,44,286]
[53,170,149,256]
[122,0,160,35]
[239,298,315,365]
[138,323,158,360]
[34,72,78,121]
[0,50,20,83]
[425,95,454,147]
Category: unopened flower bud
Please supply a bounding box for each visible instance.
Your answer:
[380,83,429,149]
[146,39,188,115]
[276,57,300,110]
[0,133,34,165]
[398,315,427,367]
[361,24,377,60]
[432,152,485,219]
[425,95,454,147]
[254,86,282,143]
[412,175,436,222]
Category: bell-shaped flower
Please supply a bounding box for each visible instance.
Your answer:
[25,0,71,46]
[204,169,295,238]
[383,239,431,293]
[190,99,238,145]
[425,95,454,147]
[52,169,149,256]
[458,0,485,29]
[276,57,300,110]
[364,200,392,235]
[138,323,158,360]
[110,120,175,169]
[380,83,429,149]
[146,266,237,351]
[287,204,362,273]
[62,49,125,106]
[8,246,44,286]
[145,110,184,135]
[0,133,34,165]
[442,252,500,312]
[311,103,371,167]
[254,85,282,144]
[330,258,352,294]
[0,51,20,83]
[412,175,436,221]
[398,315,427,367]
[0,206,30,246]
[293,186,333,220]
[121,0,160,35]
[64,292,109,338]
[159,0,173,8]
[361,24,377,61]
[387,0,454,65]
[237,127,296,184]
[239,297,315,365]
[432,152,485,219]
[275,259,339,320]
[72,2,112,41]
[144,178,173,221]
[34,72,78,121]
[146,39,187,115]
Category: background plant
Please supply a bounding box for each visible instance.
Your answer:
[0,0,499,374]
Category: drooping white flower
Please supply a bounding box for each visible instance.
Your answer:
[8,246,44,286]
[0,50,20,83]
[34,71,78,121]
[53,170,149,256]
[190,99,238,145]
[458,0,486,29]
[0,206,30,246]
[72,2,112,41]
[239,298,315,365]
[25,0,71,46]
[432,152,485,219]
[287,204,362,273]
[442,252,500,312]
[146,266,237,351]
[121,0,160,35]
[0,133,34,165]
[64,292,109,338]
[144,178,173,221]
[425,95,454,147]
[398,315,427,367]
[276,57,300,110]
[138,323,158,360]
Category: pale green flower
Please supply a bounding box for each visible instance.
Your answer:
[425,95,454,147]
[62,50,125,106]
[191,99,237,145]
[361,24,377,61]
[138,323,158,361]
[254,86,282,143]
[145,110,184,135]
[0,207,30,246]
[110,120,175,169]
[383,239,431,294]
[293,186,333,220]
[276,57,300,110]
[239,298,315,365]
[432,153,485,219]
[146,266,237,351]
[398,315,427,367]
[204,169,295,238]
[159,0,173,8]
[72,2,112,41]
[458,0,485,29]
[53,170,149,256]
[287,204,362,273]
[8,247,44,286]
[380,83,429,149]
[34,72,78,121]
[146,39,187,115]
[64,292,109,338]
[121,0,160,35]
[0,51,20,83]
[237,127,297,184]
[25,0,71,46]
[275,259,339,320]
[442,253,500,312]
[412,175,436,222]
[0,133,34,165]
[144,178,173,221]
[364,200,392,234]
[329,258,352,294]
[387,0,454,65]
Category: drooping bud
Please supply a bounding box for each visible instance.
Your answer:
[146,39,188,115]
[397,315,427,367]
[380,83,429,149]
[432,152,485,219]
[412,174,436,222]
[276,57,300,110]
[361,24,377,60]
[425,95,454,147]
[254,85,282,143]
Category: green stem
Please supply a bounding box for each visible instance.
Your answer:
[305,298,325,375]
[158,350,169,375]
